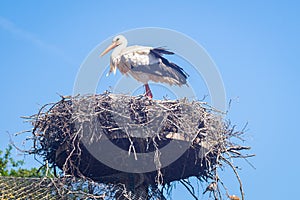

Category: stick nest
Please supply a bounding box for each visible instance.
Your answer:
[27,93,252,200]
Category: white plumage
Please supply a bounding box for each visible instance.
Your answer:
[100,35,188,98]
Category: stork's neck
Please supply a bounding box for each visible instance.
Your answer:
[111,40,128,58]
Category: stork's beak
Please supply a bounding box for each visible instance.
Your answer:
[100,42,118,57]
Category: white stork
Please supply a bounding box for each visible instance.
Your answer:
[100,35,188,98]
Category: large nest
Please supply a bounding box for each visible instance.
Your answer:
[28,93,252,200]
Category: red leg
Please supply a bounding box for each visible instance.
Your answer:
[144,83,153,98]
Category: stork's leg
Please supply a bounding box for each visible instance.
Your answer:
[144,83,153,98]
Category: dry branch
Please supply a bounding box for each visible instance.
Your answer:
[20,93,252,199]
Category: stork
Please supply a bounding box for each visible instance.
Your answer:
[100,35,188,98]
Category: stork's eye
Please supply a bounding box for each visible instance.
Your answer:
[116,38,120,41]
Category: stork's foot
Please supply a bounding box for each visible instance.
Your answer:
[144,83,153,99]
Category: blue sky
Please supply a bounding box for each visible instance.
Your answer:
[1,1,299,199]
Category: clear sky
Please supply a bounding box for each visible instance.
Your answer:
[0,1,299,199]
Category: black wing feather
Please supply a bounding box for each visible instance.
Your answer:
[151,47,175,55]
[150,48,189,79]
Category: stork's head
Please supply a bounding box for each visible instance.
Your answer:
[100,35,127,57]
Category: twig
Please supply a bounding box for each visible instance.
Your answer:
[220,155,245,200]
[180,180,198,200]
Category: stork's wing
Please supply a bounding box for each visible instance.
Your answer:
[117,46,189,86]
[150,47,189,81]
